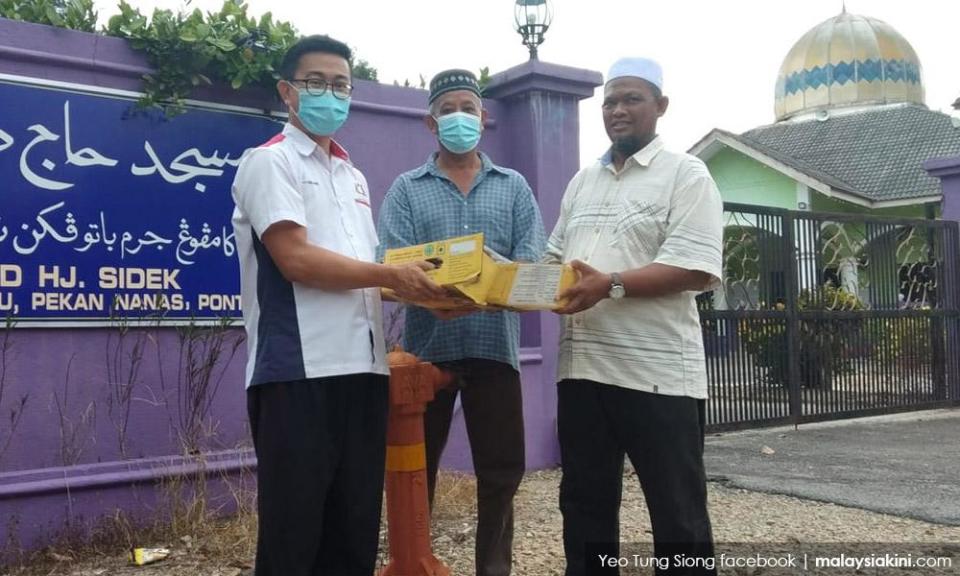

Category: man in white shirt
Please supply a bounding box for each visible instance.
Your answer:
[231,35,445,576]
[545,57,723,575]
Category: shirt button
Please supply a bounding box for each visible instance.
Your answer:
[463,225,469,229]
[574,317,583,327]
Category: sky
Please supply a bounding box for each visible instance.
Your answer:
[91,0,958,166]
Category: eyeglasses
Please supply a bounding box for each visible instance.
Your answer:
[291,78,353,100]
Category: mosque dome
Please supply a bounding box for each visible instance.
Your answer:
[774,12,925,121]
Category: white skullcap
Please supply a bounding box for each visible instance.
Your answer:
[606,57,663,91]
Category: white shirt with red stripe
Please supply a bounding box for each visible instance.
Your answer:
[231,123,388,388]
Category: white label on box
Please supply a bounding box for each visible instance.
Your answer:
[449,239,477,255]
[508,265,564,306]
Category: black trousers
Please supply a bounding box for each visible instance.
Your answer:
[247,373,389,576]
[425,358,525,576]
[557,380,715,576]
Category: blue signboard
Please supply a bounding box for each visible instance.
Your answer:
[0,79,282,324]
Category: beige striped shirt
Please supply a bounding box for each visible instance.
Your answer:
[545,137,723,398]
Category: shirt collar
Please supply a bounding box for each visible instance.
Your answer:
[411,151,508,180]
[283,123,351,162]
[600,135,664,169]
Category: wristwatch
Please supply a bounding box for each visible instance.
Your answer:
[608,272,626,299]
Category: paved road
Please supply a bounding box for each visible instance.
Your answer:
[704,409,960,525]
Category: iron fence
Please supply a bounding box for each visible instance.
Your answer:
[699,203,960,430]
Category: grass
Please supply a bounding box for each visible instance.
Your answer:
[1,470,478,575]
[433,471,478,517]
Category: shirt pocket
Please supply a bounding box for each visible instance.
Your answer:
[300,181,341,247]
[471,200,513,257]
[610,196,668,257]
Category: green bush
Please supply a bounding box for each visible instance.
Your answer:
[2,0,385,116]
[106,0,298,115]
[0,0,97,32]
[871,314,934,369]
[739,284,864,389]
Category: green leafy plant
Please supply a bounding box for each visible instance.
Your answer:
[0,0,98,32]
[477,66,492,92]
[106,0,298,116]
[353,57,378,82]
[872,313,934,369]
[4,0,385,116]
[740,284,865,389]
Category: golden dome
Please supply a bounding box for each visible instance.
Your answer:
[774,12,924,121]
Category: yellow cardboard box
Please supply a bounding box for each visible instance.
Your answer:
[382,233,577,311]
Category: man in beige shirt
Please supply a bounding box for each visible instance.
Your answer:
[545,57,723,575]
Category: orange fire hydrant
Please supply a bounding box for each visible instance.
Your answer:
[381,348,453,576]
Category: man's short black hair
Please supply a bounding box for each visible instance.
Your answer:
[280,35,352,80]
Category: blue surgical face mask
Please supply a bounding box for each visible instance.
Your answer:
[435,111,482,154]
[293,88,350,136]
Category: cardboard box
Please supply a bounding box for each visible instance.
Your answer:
[382,233,578,311]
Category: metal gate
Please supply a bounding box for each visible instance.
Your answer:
[699,203,960,430]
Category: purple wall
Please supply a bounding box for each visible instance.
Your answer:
[926,156,960,223]
[0,18,601,553]
[925,156,960,404]
[0,329,248,473]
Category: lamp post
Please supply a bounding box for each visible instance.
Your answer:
[514,0,552,60]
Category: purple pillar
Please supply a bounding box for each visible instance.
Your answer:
[926,156,960,222]
[925,156,960,400]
